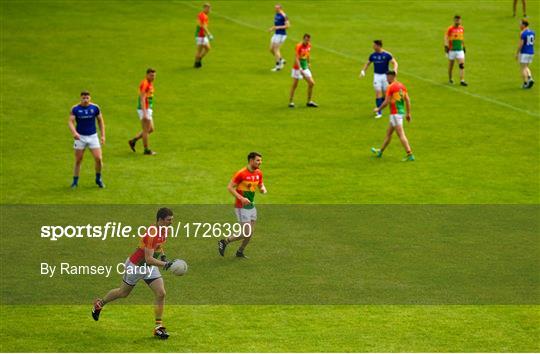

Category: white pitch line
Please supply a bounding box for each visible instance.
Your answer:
[180,2,540,118]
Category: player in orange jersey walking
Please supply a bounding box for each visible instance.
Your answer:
[129,68,157,155]
[194,3,213,68]
[445,15,468,86]
[218,152,267,258]
[371,71,414,162]
[289,34,318,108]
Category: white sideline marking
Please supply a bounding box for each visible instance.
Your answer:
[180,2,540,118]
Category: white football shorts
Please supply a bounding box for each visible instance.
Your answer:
[74,134,100,150]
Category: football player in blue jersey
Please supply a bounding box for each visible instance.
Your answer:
[269,4,290,71]
[68,91,106,188]
[516,19,535,88]
[359,40,398,118]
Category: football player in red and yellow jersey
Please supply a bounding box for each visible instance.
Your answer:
[91,208,177,339]
[218,152,267,258]
[194,3,213,68]
[129,68,157,155]
[371,71,415,162]
[289,33,318,108]
[444,15,468,86]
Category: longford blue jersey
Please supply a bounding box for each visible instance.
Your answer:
[274,12,287,35]
[521,29,535,54]
[369,51,393,74]
[71,104,100,135]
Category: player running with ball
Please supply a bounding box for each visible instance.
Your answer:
[91,208,179,339]
[218,152,267,258]
[371,71,415,162]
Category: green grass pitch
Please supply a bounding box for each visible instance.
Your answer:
[1,0,539,352]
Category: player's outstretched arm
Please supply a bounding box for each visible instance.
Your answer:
[68,113,80,140]
[144,247,168,268]
[360,62,370,77]
[97,113,105,145]
[374,95,390,112]
[391,58,399,74]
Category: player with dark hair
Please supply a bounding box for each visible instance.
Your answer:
[129,68,157,155]
[194,3,213,68]
[289,34,318,108]
[516,19,535,88]
[371,71,415,162]
[445,15,468,86]
[68,91,105,188]
[360,40,399,118]
[91,208,177,339]
[218,152,267,258]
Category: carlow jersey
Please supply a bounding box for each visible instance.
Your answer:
[129,225,167,266]
[446,25,464,51]
[71,103,100,135]
[274,12,288,35]
[386,81,408,115]
[369,51,393,74]
[294,43,311,70]
[196,11,209,37]
[232,167,263,209]
[137,79,154,110]
[520,29,535,54]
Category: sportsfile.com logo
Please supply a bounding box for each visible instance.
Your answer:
[40,222,252,241]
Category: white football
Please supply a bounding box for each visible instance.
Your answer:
[169,259,188,276]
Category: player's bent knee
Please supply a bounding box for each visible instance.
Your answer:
[459,63,465,69]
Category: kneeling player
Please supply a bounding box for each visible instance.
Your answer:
[91,208,177,339]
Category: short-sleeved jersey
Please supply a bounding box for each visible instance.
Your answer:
[446,25,464,51]
[274,12,288,35]
[369,51,393,74]
[520,28,535,54]
[294,43,311,70]
[232,167,263,209]
[129,226,167,266]
[138,79,154,110]
[196,11,209,37]
[385,81,408,115]
[71,103,100,135]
